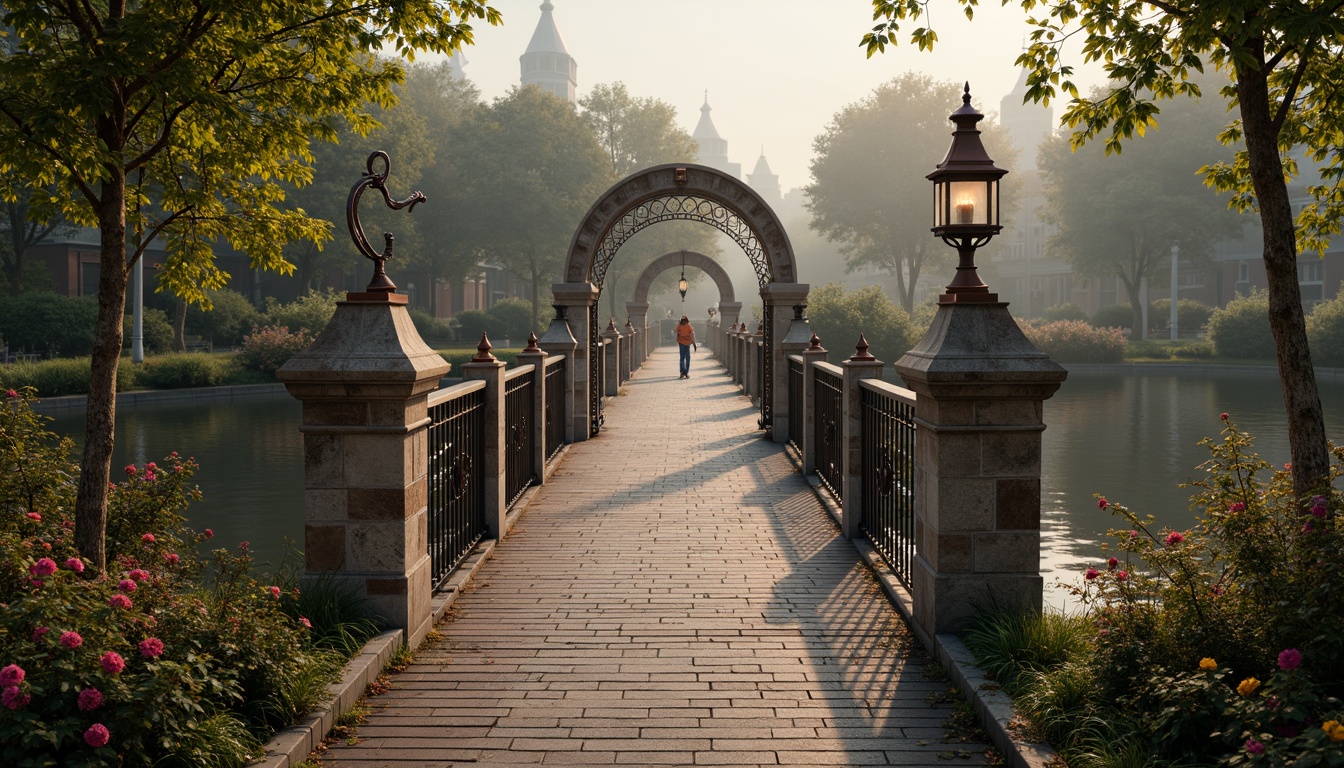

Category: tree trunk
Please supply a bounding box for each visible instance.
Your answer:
[1236,58,1330,500]
[173,298,187,352]
[74,171,128,572]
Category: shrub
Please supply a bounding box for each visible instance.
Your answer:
[0,390,356,766]
[408,309,454,344]
[1207,290,1275,359]
[137,353,233,390]
[1090,303,1135,330]
[187,290,262,348]
[805,283,917,363]
[451,309,498,344]
[0,294,98,357]
[1149,298,1214,335]
[1019,320,1127,363]
[123,308,174,356]
[438,347,522,374]
[1307,288,1344,367]
[236,325,312,374]
[0,358,138,397]
[260,289,340,337]
[485,298,535,344]
[1043,302,1088,322]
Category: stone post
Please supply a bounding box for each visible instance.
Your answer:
[278,291,450,649]
[894,302,1067,636]
[799,333,828,474]
[603,318,621,396]
[461,335,508,540]
[735,324,749,388]
[718,302,743,365]
[760,282,810,442]
[623,318,636,378]
[841,335,885,539]
[551,282,598,442]
[538,304,577,445]
[780,304,815,450]
[515,333,549,484]
[626,301,650,359]
[751,323,765,403]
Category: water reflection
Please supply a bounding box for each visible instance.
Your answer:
[1040,371,1344,607]
[49,394,303,572]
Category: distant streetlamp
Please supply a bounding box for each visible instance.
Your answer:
[928,82,1008,304]
[678,253,688,301]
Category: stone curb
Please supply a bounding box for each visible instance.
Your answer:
[787,445,1059,768]
[31,382,289,413]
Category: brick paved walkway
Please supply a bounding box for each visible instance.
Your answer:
[323,346,990,767]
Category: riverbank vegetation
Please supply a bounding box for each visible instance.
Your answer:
[0,389,382,765]
[964,419,1344,767]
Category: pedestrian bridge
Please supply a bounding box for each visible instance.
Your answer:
[317,346,993,767]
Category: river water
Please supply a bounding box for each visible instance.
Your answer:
[45,371,1344,596]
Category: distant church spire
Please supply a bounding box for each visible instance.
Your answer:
[748,150,781,206]
[692,92,741,179]
[520,1,577,103]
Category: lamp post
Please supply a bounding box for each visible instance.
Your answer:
[928,83,1008,304]
[678,253,688,302]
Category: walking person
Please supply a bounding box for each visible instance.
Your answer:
[675,316,696,379]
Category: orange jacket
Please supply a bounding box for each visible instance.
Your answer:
[675,323,696,345]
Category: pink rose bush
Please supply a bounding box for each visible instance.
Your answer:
[0,388,336,766]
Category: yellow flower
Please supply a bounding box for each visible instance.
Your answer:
[1237,677,1261,697]
[1324,721,1344,742]
[1199,658,1217,671]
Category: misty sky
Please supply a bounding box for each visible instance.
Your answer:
[452,0,1094,193]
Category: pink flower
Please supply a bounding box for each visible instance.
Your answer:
[1311,497,1328,519]
[25,512,40,521]
[268,586,281,599]
[1245,739,1265,756]
[299,617,312,629]
[118,579,137,593]
[2,686,30,710]
[29,558,57,577]
[108,594,132,609]
[84,723,110,748]
[1128,530,1139,539]
[1220,412,1229,421]
[1230,502,1246,512]
[1085,568,1100,581]
[0,664,24,687]
[204,528,213,539]
[77,687,103,711]
[1117,571,1129,581]
[100,651,125,674]
[163,553,179,565]
[138,637,164,658]
[31,627,48,643]
[145,462,156,470]
[28,579,43,589]
[141,533,155,543]
[143,471,155,482]
[59,631,83,649]
[1278,648,1302,671]
[127,569,149,581]
[124,465,136,476]
[1107,557,1119,570]
[5,389,16,398]
[1165,532,1184,546]
[1098,498,1108,510]
[65,557,85,573]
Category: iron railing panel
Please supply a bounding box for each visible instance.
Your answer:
[859,379,917,588]
[813,364,843,500]
[788,356,804,450]
[504,367,537,508]
[427,380,487,589]
[545,356,566,462]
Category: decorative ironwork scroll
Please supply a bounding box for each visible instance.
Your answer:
[346,150,426,292]
[589,196,770,292]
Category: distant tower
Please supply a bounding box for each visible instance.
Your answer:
[747,149,781,208]
[447,50,468,82]
[999,68,1054,170]
[692,92,742,179]
[520,1,577,103]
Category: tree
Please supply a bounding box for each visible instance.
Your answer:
[1039,81,1242,336]
[864,0,1341,500]
[0,189,67,295]
[0,0,500,570]
[805,73,1016,312]
[806,283,918,363]
[447,85,612,329]
[579,82,719,319]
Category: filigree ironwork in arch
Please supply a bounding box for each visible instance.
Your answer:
[589,196,770,291]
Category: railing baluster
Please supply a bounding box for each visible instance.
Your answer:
[813,365,843,500]
[859,379,917,588]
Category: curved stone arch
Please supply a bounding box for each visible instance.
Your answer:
[564,163,797,291]
[631,250,736,306]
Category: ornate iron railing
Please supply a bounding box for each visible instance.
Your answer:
[544,355,566,461]
[787,356,804,450]
[860,379,918,588]
[813,363,843,500]
[760,306,773,431]
[427,379,487,589]
[504,366,537,508]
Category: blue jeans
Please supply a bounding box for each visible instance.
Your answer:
[679,343,691,376]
